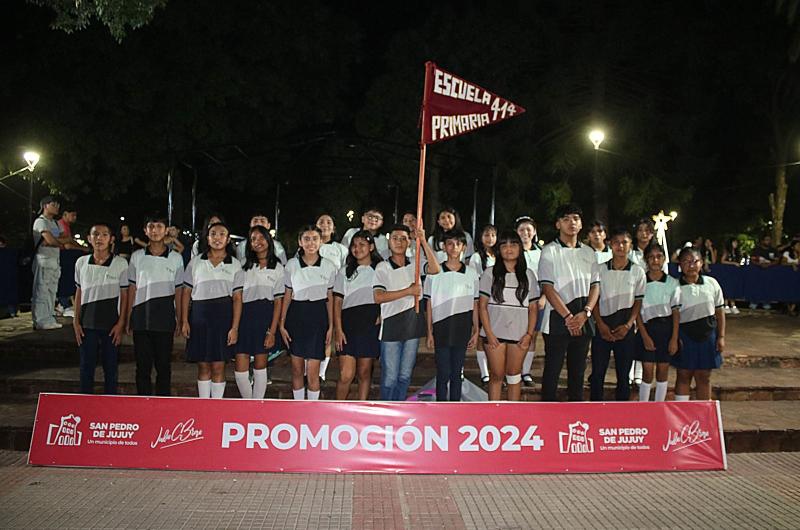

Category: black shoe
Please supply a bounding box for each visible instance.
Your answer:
[481,376,490,386]
[522,374,534,387]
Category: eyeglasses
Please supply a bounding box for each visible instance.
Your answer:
[365,214,383,221]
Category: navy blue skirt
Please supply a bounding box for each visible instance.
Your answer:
[236,299,277,356]
[285,299,328,360]
[635,317,674,363]
[670,329,722,370]
[186,298,235,362]
[338,305,380,359]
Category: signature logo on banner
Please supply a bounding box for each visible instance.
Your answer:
[662,420,711,452]
[46,414,83,446]
[151,418,204,449]
[558,421,594,454]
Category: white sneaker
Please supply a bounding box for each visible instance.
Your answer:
[36,322,63,330]
[62,307,75,318]
[724,306,732,314]
[54,304,65,316]
[731,306,740,315]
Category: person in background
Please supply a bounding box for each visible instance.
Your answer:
[402,211,417,258]
[749,234,779,310]
[341,207,389,259]
[428,206,475,263]
[235,212,287,265]
[32,195,72,330]
[719,238,743,314]
[116,223,135,261]
[627,218,655,385]
[165,226,185,254]
[55,205,86,318]
[191,213,226,259]
[781,240,800,316]
[516,215,544,388]
[316,213,348,269]
[469,224,497,385]
[587,220,612,264]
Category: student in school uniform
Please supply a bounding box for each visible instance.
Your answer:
[73,222,129,394]
[589,227,646,401]
[334,230,383,400]
[401,211,418,258]
[126,214,185,396]
[516,216,545,387]
[587,220,612,264]
[233,225,284,399]
[428,206,475,263]
[181,222,244,399]
[478,230,539,401]
[671,247,726,401]
[425,231,480,401]
[628,217,656,386]
[373,224,440,401]
[235,212,288,265]
[469,224,497,385]
[316,213,348,268]
[279,225,338,400]
[341,207,390,259]
[635,243,681,402]
[191,213,225,259]
[539,203,600,402]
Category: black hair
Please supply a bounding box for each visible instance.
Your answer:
[431,206,466,251]
[315,213,338,243]
[61,205,77,213]
[388,224,411,234]
[635,217,655,232]
[677,246,701,263]
[89,221,115,234]
[198,213,227,254]
[243,225,278,271]
[490,230,529,305]
[442,229,467,246]
[201,221,235,257]
[250,211,271,221]
[144,213,168,226]
[589,220,607,232]
[296,224,323,257]
[554,203,583,219]
[788,239,800,260]
[345,230,383,279]
[608,226,633,241]
[644,242,666,259]
[474,224,497,272]
[515,215,541,251]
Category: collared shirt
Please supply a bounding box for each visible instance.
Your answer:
[538,238,599,335]
[424,261,479,346]
[468,252,495,276]
[235,238,287,265]
[479,267,540,342]
[74,254,128,329]
[524,247,542,272]
[640,272,681,323]
[183,253,244,301]
[284,255,337,302]
[427,233,475,263]
[334,264,378,309]
[594,259,646,328]
[678,275,723,324]
[373,256,428,341]
[241,262,285,303]
[342,228,389,259]
[320,240,348,269]
[593,245,613,264]
[128,247,185,331]
[32,215,61,260]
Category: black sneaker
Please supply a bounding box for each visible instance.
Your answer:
[481,376,490,386]
[522,374,534,387]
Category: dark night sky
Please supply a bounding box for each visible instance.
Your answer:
[1,0,798,249]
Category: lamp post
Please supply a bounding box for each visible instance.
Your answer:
[588,129,607,223]
[2,151,42,237]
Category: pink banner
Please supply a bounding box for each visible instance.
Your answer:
[29,394,726,474]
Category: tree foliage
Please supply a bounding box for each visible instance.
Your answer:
[28,0,168,42]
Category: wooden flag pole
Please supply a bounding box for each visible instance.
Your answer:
[415,62,434,313]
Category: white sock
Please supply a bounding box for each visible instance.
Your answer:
[252,368,268,399]
[304,360,307,377]
[633,361,643,380]
[523,351,535,376]
[211,382,226,399]
[197,379,211,398]
[629,363,636,383]
[235,371,252,399]
[307,390,320,401]
[292,388,305,400]
[655,381,669,402]
[638,382,652,402]
[674,394,690,402]
[320,357,330,381]
[476,350,489,379]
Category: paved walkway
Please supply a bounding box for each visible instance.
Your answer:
[1,450,799,529]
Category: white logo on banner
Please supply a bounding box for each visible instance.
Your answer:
[151,418,204,449]
[46,414,83,446]
[662,420,711,452]
[558,421,594,454]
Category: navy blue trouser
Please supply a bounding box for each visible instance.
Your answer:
[434,345,466,401]
[589,330,635,401]
[79,328,119,394]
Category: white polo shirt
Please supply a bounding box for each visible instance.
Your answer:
[594,260,646,329]
[524,247,541,272]
[428,232,475,263]
[679,275,723,341]
[373,257,428,341]
[342,228,389,259]
[538,238,599,335]
[128,247,185,332]
[284,255,337,302]
[468,252,495,276]
[594,245,613,264]
[320,240,348,269]
[74,254,129,330]
[183,254,244,301]
[241,262,285,303]
[235,238,287,265]
[479,267,540,342]
[640,273,681,323]
[424,262,479,346]
[334,265,377,309]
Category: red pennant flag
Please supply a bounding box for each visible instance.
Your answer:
[421,61,526,144]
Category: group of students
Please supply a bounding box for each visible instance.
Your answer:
[69,203,725,404]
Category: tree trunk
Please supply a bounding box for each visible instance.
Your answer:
[769,164,787,243]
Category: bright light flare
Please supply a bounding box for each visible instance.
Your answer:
[588,130,605,150]
[23,151,40,171]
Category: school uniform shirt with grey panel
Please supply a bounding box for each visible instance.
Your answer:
[538,239,599,336]
[183,254,245,300]
[74,255,129,329]
[640,274,681,324]
[242,263,285,303]
[595,246,612,264]
[342,228,390,259]
[678,275,724,341]
[235,239,288,265]
[284,256,337,301]
[479,268,540,342]
[424,262,479,347]
[334,265,380,331]
[128,248,185,332]
[593,260,646,328]
[468,253,495,276]
[373,257,428,341]
[427,233,475,263]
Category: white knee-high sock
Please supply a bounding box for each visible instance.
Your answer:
[674,394,690,402]
[654,381,669,402]
[292,388,305,400]
[303,360,307,377]
[523,351,535,375]
[197,379,211,398]
[629,363,636,383]
[320,357,330,381]
[234,371,252,399]
[476,350,489,379]
[307,390,320,401]
[252,368,268,399]
[211,382,226,399]
[633,361,643,380]
[638,382,652,402]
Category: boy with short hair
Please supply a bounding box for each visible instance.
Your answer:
[31,195,72,330]
[342,207,389,259]
[126,214,185,396]
[538,203,600,401]
[72,223,129,394]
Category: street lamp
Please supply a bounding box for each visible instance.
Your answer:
[588,130,605,150]
[588,130,607,222]
[2,150,41,179]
